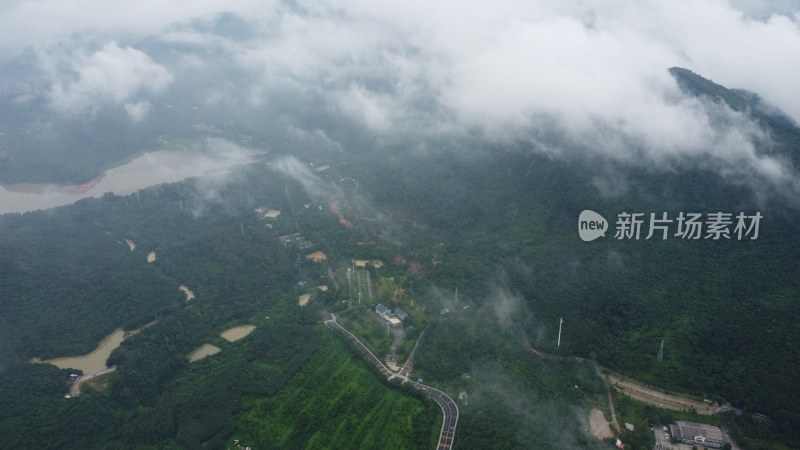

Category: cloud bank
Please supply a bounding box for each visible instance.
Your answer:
[41,42,172,117]
[3,0,800,192]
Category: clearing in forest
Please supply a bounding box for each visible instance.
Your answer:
[179,285,195,301]
[220,325,256,342]
[188,344,221,362]
[589,408,615,439]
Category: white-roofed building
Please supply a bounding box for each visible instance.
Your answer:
[669,421,725,448]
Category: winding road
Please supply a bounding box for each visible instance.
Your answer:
[325,315,459,450]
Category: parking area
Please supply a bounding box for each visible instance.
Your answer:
[653,424,673,449]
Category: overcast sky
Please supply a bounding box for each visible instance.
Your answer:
[2,0,800,193]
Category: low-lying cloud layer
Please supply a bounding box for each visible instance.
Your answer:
[41,42,172,118]
[3,0,800,193]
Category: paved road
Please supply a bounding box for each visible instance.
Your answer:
[327,315,392,378]
[326,316,458,450]
[413,382,458,450]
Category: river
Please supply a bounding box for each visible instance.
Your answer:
[0,146,262,214]
[39,328,126,374]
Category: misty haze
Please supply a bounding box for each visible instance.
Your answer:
[1,1,800,450]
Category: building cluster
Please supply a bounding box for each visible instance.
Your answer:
[375,304,408,327]
[354,259,384,269]
[278,232,314,249]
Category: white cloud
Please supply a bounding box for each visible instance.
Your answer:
[337,85,392,131]
[0,0,267,57]
[44,42,172,116]
[124,101,151,122]
[729,0,800,19]
[272,156,330,199]
[4,0,800,191]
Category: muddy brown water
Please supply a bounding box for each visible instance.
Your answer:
[188,344,221,362]
[220,325,256,342]
[0,147,261,214]
[40,328,125,374]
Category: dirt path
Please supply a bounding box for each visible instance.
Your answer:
[346,268,353,305]
[607,373,717,415]
[366,269,373,303]
[389,325,406,353]
[595,364,622,433]
[356,269,363,304]
[327,266,340,292]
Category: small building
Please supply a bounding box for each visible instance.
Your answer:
[669,421,725,448]
[375,304,406,326]
[394,307,408,321]
[376,304,392,318]
[305,251,327,262]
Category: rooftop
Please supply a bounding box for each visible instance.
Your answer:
[305,251,327,262]
[394,307,408,320]
[673,421,723,443]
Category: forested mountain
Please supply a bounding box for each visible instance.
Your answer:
[2,56,800,450]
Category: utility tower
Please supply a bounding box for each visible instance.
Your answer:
[557,317,563,347]
[657,339,664,362]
